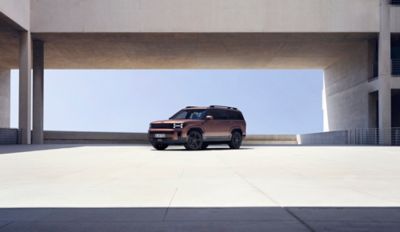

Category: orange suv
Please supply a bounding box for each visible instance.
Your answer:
[148,106,246,150]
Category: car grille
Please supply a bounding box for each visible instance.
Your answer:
[151,123,174,129]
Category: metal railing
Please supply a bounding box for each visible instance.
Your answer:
[0,128,19,145]
[348,128,400,145]
[393,59,400,76]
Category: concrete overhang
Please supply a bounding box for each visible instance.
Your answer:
[0,0,30,31]
[0,32,377,70]
[0,13,21,69]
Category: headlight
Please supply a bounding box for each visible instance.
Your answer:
[173,123,184,129]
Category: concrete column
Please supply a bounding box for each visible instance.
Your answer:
[18,31,32,144]
[32,40,44,144]
[0,68,10,128]
[378,0,392,145]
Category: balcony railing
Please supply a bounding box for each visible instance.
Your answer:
[393,59,400,76]
[348,128,400,145]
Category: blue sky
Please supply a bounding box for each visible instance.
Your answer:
[10,70,323,134]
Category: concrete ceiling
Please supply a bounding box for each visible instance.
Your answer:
[0,32,376,70]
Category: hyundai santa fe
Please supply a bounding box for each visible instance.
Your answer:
[148,105,246,150]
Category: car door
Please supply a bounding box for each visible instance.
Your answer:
[202,109,224,141]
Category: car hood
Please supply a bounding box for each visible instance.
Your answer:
[151,119,199,124]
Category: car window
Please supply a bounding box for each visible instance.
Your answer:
[172,111,188,119]
[224,110,244,120]
[170,109,207,120]
[189,111,207,120]
[231,111,244,120]
[210,109,229,120]
[226,110,235,120]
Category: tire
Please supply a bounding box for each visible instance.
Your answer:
[184,130,203,150]
[201,143,209,150]
[152,143,168,150]
[229,131,242,149]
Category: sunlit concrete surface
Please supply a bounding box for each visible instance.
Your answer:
[1,145,400,207]
[0,145,400,231]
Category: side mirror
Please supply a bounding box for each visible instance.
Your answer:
[205,115,214,120]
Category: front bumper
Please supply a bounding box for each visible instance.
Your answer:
[148,129,186,145]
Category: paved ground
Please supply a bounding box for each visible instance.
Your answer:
[0,145,399,231]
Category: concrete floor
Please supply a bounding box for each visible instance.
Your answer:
[0,145,399,231]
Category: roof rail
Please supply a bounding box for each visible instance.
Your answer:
[185,106,198,108]
[209,105,238,110]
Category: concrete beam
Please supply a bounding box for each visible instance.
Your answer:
[0,68,10,128]
[32,40,44,144]
[30,0,380,33]
[18,31,32,144]
[0,0,30,30]
[378,0,392,145]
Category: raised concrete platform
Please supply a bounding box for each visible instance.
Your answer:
[0,145,399,231]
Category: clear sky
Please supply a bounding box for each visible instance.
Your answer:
[10,69,323,134]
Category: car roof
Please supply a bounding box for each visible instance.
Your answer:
[184,106,240,111]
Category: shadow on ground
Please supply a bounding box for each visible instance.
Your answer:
[0,145,86,155]
[162,147,254,152]
[0,207,399,232]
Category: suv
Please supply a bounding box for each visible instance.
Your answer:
[148,106,246,150]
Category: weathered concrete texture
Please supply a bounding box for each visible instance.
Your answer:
[25,33,374,69]
[324,41,372,131]
[0,68,10,128]
[30,0,380,33]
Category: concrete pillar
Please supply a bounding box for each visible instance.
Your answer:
[32,40,44,144]
[378,0,392,145]
[18,31,32,144]
[0,68,10,128]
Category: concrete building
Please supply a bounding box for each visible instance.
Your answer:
[0,0,399,144]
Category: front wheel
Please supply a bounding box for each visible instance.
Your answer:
[201,143,209,150]
[229,131,242,149]
[152,143,168,150]
[184,130,203,150]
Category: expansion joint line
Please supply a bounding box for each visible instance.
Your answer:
[215,154,315,232]
[162,168,185,221]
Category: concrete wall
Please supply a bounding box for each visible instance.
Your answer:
[391,6,400,32]
[323,40,371,131]
[0,0,30,30]
[297,131,348,145]
[31,0,380,33]
[244,135,297,145]
[0,68,10,128]
[44,131,149,144]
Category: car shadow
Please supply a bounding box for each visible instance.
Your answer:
[160,147,254,152]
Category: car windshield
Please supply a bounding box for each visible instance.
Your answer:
[170,109,207,120]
